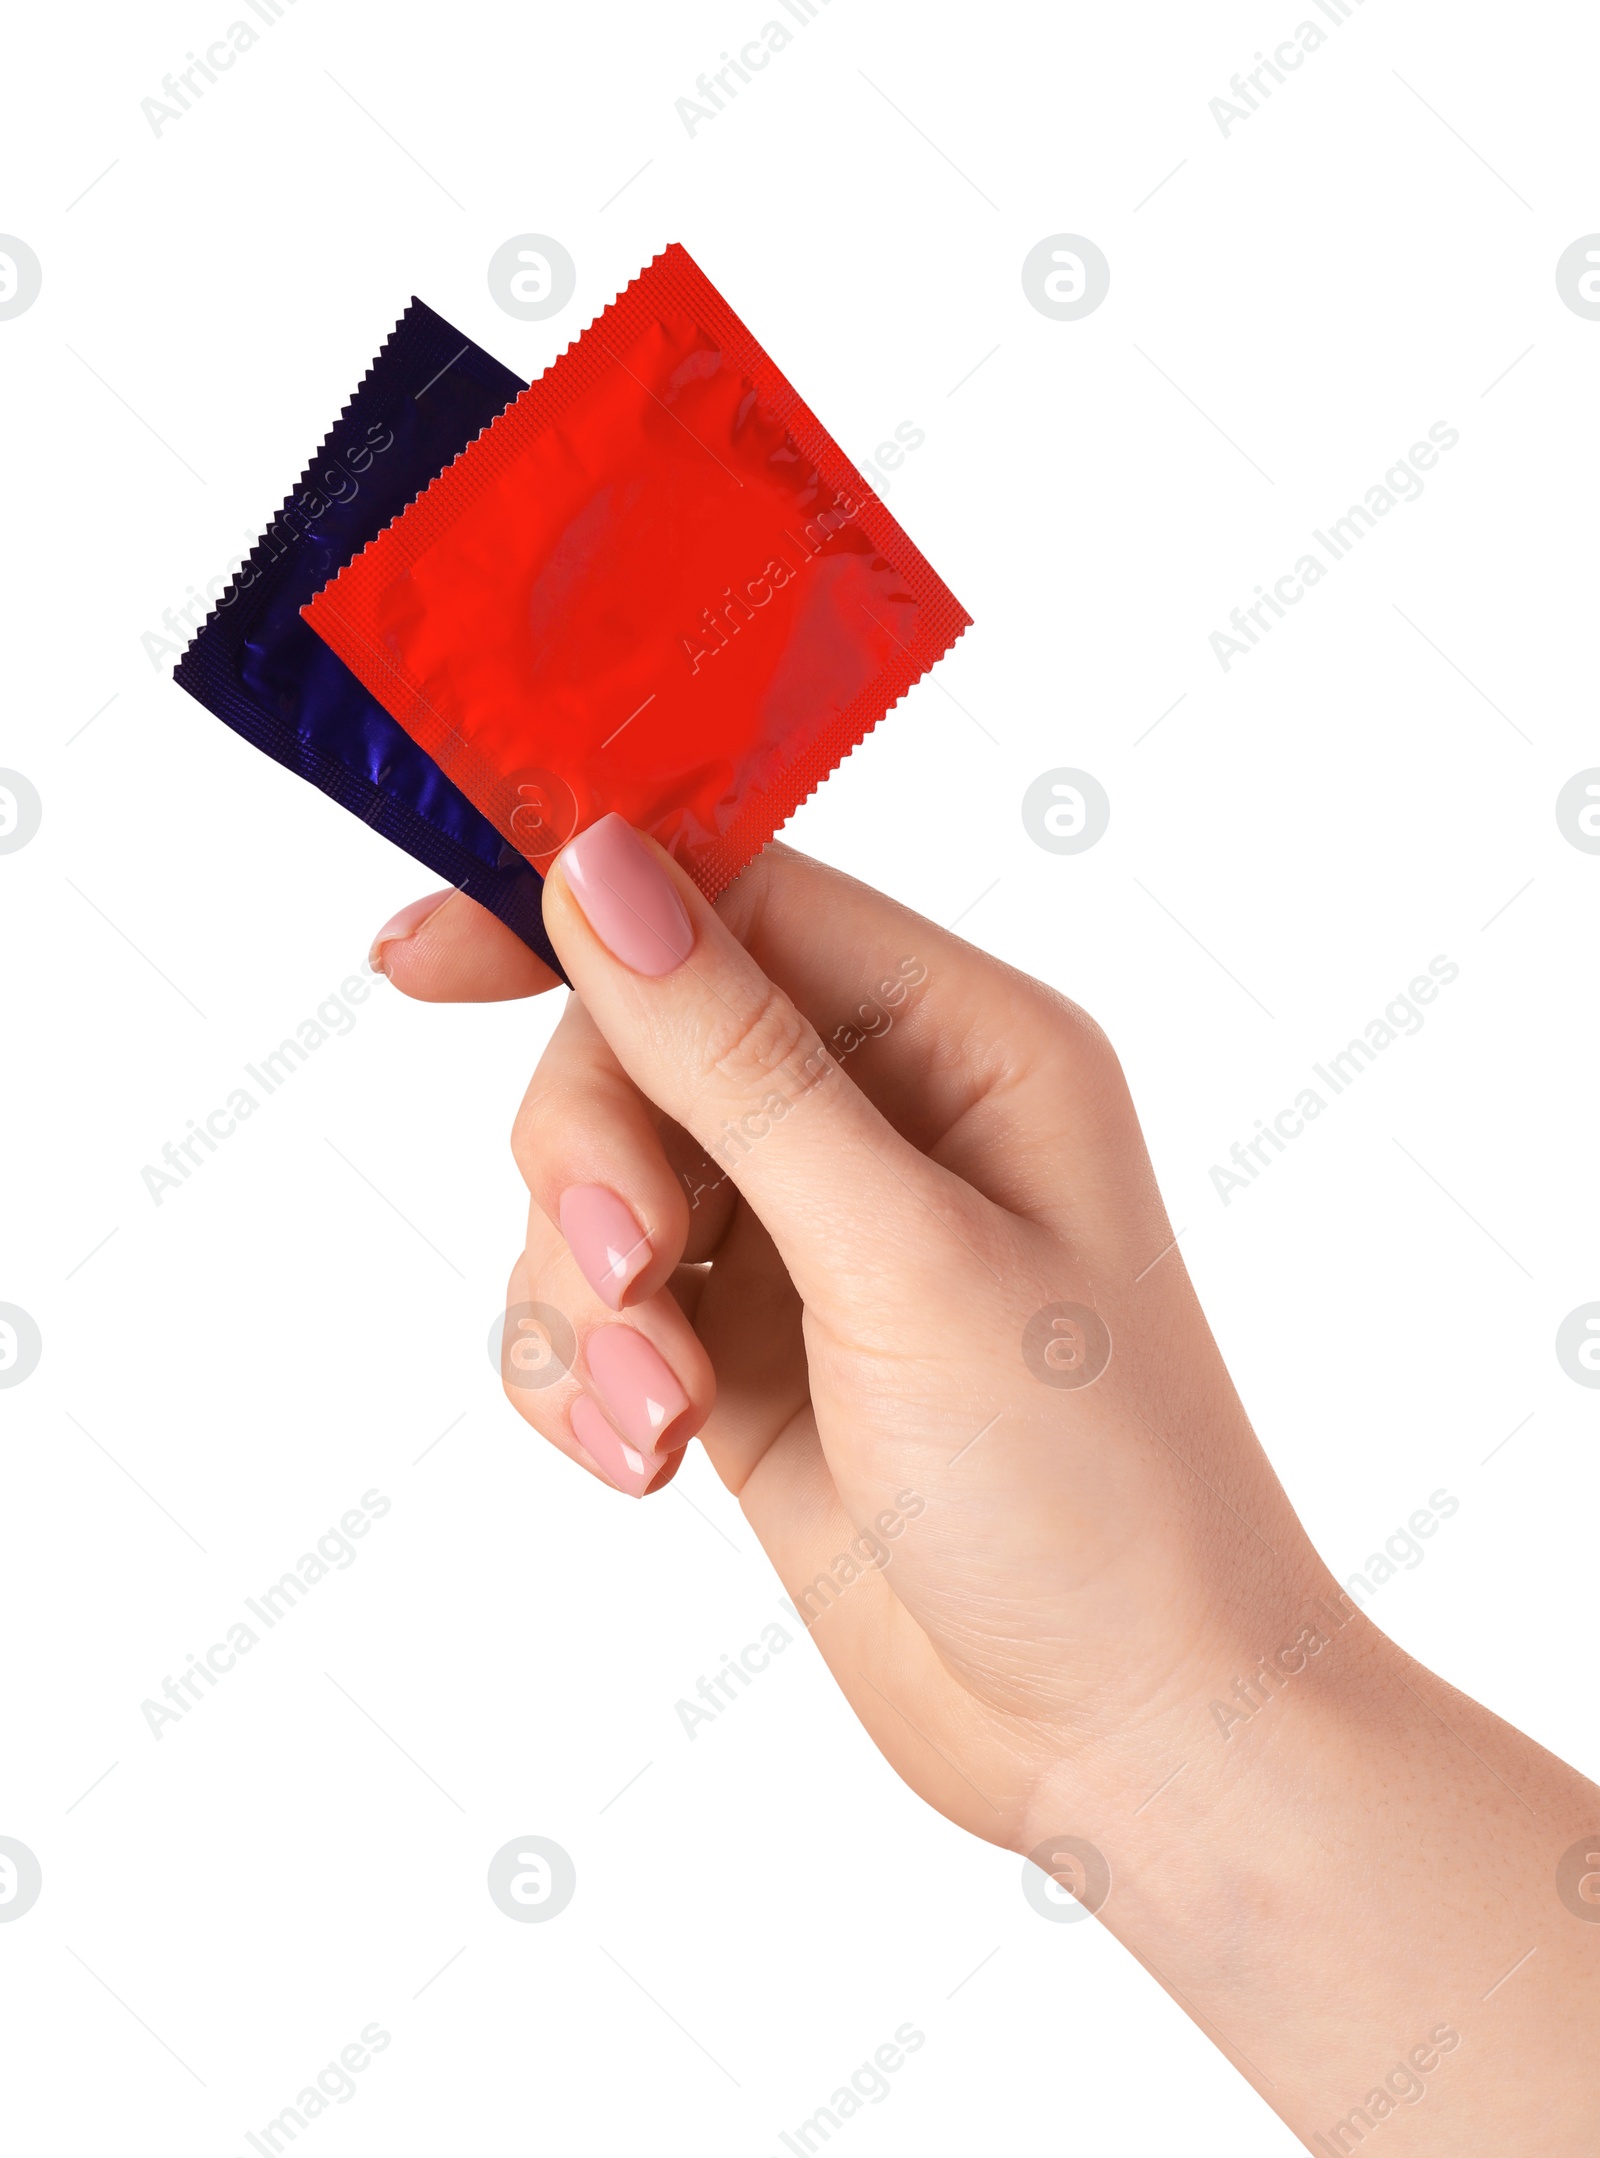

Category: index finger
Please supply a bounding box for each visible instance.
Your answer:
[541,816,1009,1313]
[371,887,563,1002]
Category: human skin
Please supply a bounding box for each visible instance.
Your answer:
[372,824,1600,2153]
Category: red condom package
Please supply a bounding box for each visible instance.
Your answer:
[303,244,971,896]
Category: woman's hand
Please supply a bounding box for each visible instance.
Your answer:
[474,814,1317,1841]
[372,825,1600,2155]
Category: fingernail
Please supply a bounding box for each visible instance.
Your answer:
[586,1324,690,1455]
[570,1393,653,1498]
[556,815,693,977]
[560,1186,653,1310]
[369,889,453,975]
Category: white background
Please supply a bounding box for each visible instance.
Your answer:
[3,0,1598,2150]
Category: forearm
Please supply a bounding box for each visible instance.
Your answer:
[1031,1614,1600,2151]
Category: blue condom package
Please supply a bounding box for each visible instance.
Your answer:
[175,300,561,975]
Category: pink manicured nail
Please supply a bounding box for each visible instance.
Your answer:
[586,1325,690,1455]
[560,1186,652,1309]
[570,1393,653,1498]
[557,815,693,977]
[369,889,452,974]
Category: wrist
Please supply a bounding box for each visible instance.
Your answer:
[1018,1607,1600,2154]
[1015,1552,1366,1861]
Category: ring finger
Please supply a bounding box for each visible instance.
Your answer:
[502,1203,716,1498]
